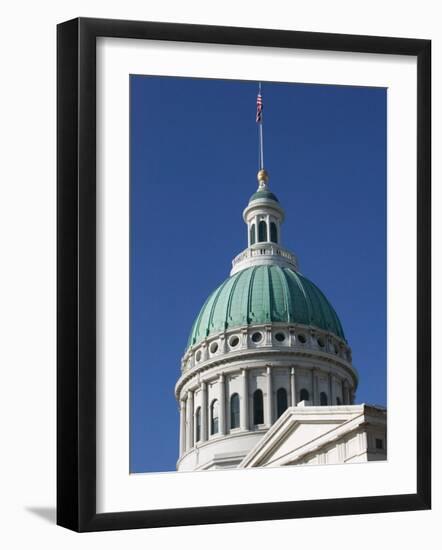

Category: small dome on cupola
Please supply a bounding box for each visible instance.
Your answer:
[249,189,279,203]
[249,169,279,204]
[249,169,279,203]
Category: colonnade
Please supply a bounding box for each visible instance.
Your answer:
[179,367,352,456]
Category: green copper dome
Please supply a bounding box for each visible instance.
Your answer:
[249,190,279,203]
[187,265,345,349]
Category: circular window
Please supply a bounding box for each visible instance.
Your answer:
[298,333,307,344]
[210,342,218,354]
[275,332,285,342]
[195,350,202,362]
[251,332,262,343]
[229,335,239,348]
[317,337,325,348]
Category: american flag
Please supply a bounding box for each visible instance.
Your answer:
[256,92,263,123]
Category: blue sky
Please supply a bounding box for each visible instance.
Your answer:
[130,76,386,473]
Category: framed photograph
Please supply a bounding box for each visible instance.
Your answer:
[57,17,431,532]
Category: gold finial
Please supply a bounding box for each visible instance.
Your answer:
[257,169,269,188]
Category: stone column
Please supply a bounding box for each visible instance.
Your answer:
[186,390,194,450]
[179,397,186,455]
[201,381,208,442]
[311,369,318,405]
[329,373,334,405]
[266,366,273,425]
[343,380,350,405]
[290,367,297,406]
[266,214,271,242]
[240,368,249,431]
[219,374,226,435]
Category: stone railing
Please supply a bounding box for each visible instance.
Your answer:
[230,243,298,274]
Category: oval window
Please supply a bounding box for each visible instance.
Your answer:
[229,336,239,348]
[210,342,218,354]
[275,332,285,342]
[251,332,262,343]
[298,333,307,344]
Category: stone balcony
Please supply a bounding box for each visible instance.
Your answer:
[230,243,299,275]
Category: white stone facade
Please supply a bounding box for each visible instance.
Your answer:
[240,404,387,468]
[175,322,358,471]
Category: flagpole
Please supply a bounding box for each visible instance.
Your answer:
[258,82,264,171]
[259,120,264,171]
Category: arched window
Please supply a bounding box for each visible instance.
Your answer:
[195,407,201,442]
[342,382,349,405]
[230,393,240,429]
[210,399,219,435]
[270,222,278,243]
[253,389,264,425]
[336,396,342,405]
[320,392,328,406]
[258,220,267,242]
[276,387,288,418]
[250,224,256,245]
[300,388,310,402]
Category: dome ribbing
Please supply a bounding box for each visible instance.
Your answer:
[187,265,345,349]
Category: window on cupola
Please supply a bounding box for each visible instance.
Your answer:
[320,392,328,406]
[258,221,267,242]
[270,222,278,243]
[250,224,256,245]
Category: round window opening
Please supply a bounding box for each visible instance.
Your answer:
[210,342,218,354]
[251,332,262,343]
[317,337,325,348]
[298,333,307,344]
[275,332,285,342]
[195,350,202,362]
[229,336,240,348]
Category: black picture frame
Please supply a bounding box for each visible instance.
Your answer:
[57,17,431,532]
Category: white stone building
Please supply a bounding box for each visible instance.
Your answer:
[175,168,386,471]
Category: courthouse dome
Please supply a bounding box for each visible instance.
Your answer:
[187,265,345,349]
